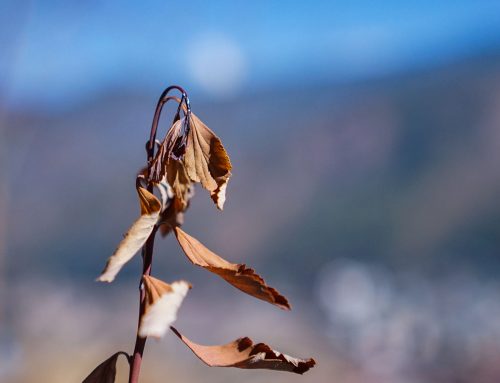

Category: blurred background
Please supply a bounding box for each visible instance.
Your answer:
[2,1,500,382]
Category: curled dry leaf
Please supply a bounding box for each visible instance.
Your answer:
[138,276,191,338]
[184,113,232,210]
[82,352,129,383]
[148,113,232,210]
[97,187,161,282]
[171,327,315,374]
[174,227,290,310]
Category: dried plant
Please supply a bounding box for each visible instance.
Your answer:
[83,86,316,383]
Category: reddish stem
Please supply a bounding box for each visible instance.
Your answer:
[128,226,157,383]
[128,336,146,383]
[147,85,190,161]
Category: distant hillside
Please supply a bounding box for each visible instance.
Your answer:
[3,52,500,286]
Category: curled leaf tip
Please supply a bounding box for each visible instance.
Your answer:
[184,113,232,209]
[211,181,229,210]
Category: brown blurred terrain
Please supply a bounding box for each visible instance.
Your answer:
[2,53,500,382]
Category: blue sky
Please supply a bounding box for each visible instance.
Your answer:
[2,0,500,108]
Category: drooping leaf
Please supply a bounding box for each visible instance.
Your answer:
[97,187,161,282]
[138,276,191,338]
[147,112,231,209]
[174,227,290,310]
[171,327,315,374]
[183,113,232,210]
[82,352,129,383]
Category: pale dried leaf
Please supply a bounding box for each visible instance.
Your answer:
[156,176,173,212]
[171,327,315,374]
[174,227,290,310]
[184,114,232,210]
[97,187,161,282]
[82,352,128,383]
[138,276,191,338]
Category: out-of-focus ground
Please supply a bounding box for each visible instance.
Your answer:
[2,1,500,382]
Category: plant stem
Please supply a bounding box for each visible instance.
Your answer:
[147,85,189,160]
[128,226,157,383]
[129,85,188,382]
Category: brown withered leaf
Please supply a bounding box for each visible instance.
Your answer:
[148,112,231,209]
[174,227,290,310]
[184,113,232,210]
[166,159,192,209]
[149,118,186,183]
[97,187,161,282]
[82,352,129,383]
[138,276,191,338]
[171,327,315,374]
